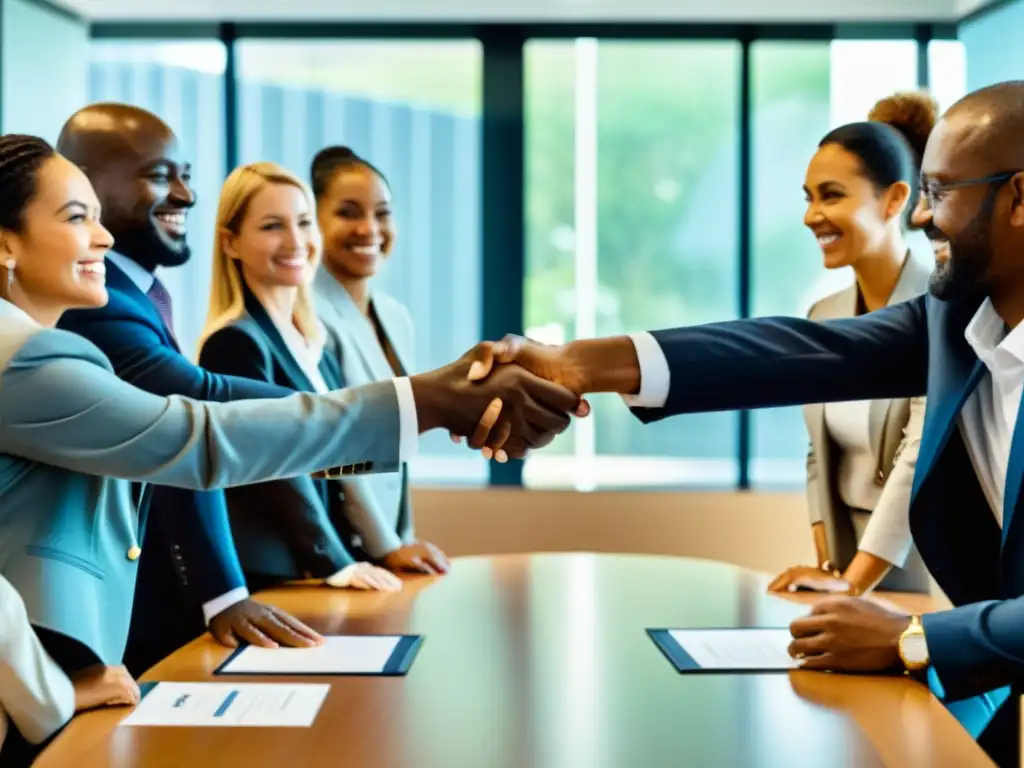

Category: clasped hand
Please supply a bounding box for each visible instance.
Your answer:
[442,335,587,461]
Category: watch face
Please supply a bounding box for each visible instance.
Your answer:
[901,633,929,665]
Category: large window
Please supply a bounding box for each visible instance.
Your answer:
[88,40,227,354]
[523,39,741,490]
[235,39,485,486]
[928,40,967,112]
[86,29,966,491]
[749,40,919,488]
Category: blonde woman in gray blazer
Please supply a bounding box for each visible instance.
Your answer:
[311,146,449,575]
[769,92,937,595]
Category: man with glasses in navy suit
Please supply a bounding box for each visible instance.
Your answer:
[466,81,1024,767]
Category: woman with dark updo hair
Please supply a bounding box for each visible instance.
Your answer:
[768,92,939,597]
[310,146,451,578]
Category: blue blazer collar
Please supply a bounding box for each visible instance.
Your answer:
[104,258,178,351]
[911,294,1024,544]
[1004,392,1024,543]
[241,284,341,392]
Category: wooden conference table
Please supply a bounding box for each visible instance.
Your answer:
[37,553,994,767]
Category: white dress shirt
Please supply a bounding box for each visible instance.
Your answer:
[627,300,1024,531]
[105,253,418,614]
[959,298,1024,526]
[274,318,329,395]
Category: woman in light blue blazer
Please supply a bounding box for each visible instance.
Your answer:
[311,147,450,576]
[0,134,450,760]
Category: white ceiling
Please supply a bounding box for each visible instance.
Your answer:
[52,0,1000,23]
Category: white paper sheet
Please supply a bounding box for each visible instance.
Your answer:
[668,629,797,670]
[219,635,403,675]
[120,682,329,728]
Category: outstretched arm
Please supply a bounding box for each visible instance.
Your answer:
[470,297,929,417]
[0,328,580,489]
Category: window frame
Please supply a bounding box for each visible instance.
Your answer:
[88,20,957,490]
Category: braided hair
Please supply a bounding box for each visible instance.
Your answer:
[0,135,56,232]
[310,146,388,201]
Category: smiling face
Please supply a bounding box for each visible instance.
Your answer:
[803,143,909,270]
[316,165,393,280]
[84,117,195,271]
[2,154,114,318]
[223,181,319,290]
[912,113,1015,302]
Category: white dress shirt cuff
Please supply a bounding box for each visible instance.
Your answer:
[325,563,360,588]
[201,586,250,625]
[620,332,671,408]
[393,377,418,461]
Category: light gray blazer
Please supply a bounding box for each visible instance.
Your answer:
[0,299,401,665]
[804,252,931,573]
[0,574,74,749]
[314,269,415,559]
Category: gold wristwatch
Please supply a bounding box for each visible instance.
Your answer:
[898,615,930,673]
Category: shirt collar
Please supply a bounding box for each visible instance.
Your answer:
[964,297,1024,365]
[106,251,155,294]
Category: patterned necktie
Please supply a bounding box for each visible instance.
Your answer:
[146,277,176,339]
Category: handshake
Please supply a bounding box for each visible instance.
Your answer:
[408,334,639,461]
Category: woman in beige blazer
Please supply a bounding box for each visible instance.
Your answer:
[769,92,938,596]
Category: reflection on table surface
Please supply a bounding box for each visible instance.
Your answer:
[37,553,994,768]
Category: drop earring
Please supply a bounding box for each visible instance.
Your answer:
[4,259,14,295]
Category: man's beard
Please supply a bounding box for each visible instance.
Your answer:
[927,203,995,303]
[112,215,191,269]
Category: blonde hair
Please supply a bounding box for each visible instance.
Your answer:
[198,161,321,353]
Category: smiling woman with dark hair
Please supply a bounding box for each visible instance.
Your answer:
[768,91,938,597]
[310,146,451,577]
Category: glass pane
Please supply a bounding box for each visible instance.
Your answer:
[928,40,967,113]
[235,39,485,487]
[750,40,918,488]
[524,39,741,490]
[88,40,227,354]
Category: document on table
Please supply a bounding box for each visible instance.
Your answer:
[120,682,329,728]
[216,634,423,676]
[647,628,797,673]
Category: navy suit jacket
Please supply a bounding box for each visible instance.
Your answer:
[197,286,358,580]
[634,293,1020,703]
[57,259,294,667]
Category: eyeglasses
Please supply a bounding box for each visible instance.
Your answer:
[920,169,1023,207]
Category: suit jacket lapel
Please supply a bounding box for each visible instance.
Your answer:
[329,279,395,381]
[241,286,316,393]
[370,298,410,376]
[1003,389,1024,544]
[319,339,344,389]
[913,357,985,501]
[105,259,179,351]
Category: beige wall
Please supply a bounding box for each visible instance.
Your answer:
[411,488,814,575]
[413,487,950,606]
